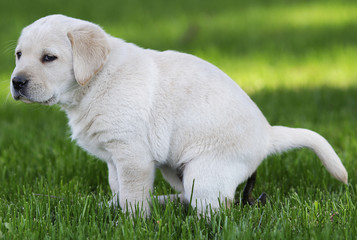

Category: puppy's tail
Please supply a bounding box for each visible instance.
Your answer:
[269,126,348,184]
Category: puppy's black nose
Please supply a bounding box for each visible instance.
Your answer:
[12,76,29,91]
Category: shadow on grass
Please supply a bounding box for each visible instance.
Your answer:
[187,23,357,57]
[1,0,357,71]
[252,85,357,127]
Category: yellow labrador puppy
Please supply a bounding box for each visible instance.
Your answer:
[10,15,347,216]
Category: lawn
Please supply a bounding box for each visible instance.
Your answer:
[0,0,356,239]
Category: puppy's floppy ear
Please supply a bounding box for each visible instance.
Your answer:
[67,24,110,86]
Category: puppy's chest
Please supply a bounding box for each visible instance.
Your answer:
[67,112,113,162]
[75,131,110,161]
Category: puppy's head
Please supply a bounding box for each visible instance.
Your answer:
[10,14,110,105]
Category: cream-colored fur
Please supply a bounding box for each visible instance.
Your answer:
[10,15,348,216]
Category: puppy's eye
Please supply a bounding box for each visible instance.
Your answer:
[16,51,22,60]
[42,55,57,63]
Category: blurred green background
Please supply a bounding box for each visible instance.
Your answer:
[1,0,357,93]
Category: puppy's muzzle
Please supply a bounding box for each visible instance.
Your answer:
[12,75,29,100]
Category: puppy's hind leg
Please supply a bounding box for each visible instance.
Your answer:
[181,158,241,217]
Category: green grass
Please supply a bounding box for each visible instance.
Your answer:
[0,0,357,239]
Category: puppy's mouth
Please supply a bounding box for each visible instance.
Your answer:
[14,91,57,105]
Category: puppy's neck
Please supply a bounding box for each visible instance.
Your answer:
[59,72,106,112]
[58,83,89,109]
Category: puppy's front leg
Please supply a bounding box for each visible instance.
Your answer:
[106,141,155,217]
[107,160,119,207]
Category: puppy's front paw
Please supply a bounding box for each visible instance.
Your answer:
[99,195,120,208]
[121,200,151,218]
